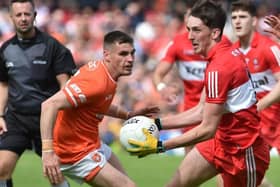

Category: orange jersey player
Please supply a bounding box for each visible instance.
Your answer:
[40,30,159,187]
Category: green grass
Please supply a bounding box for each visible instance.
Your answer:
[13,145,280,187]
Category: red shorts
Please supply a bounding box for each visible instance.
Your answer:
[196,137,270,187]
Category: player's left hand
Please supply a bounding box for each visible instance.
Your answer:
[128,106,160,119]
[127,128,165,158]
[264,15,280,39]
[42,151,63,185]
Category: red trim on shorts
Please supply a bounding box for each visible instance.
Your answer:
[84,166,102,182]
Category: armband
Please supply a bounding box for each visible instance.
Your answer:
[154,118,162,130]
[157,141,165,153]
[42,139,53,152]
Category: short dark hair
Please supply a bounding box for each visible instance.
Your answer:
[190,0,226,37]
[231,0,257,17]
[9,0,35,10]
[104,30,133,49]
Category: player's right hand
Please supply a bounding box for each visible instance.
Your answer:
[127,128,165,158]
[42,151,63,185]
[0,117,7,135]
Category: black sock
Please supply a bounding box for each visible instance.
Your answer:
[0,179,13,187]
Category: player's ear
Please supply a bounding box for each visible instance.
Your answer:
[252,16,257,28]
[211,28,221,41]
[103,50,110,62]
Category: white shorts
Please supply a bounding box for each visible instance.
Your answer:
[60,142,112,184]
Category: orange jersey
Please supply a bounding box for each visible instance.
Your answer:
[53,60,117,164]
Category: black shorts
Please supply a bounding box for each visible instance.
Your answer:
[0,110,42,156]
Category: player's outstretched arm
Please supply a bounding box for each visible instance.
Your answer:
[159,89,206,130]
[40,90,71,184]
[107,105,160,120]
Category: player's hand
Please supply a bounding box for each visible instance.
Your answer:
[158,86,181,106]
[129,106,160,118]
[264,15,280,39]
[42,151,63,185]
[0,117,7,135]
[127,128,165,158]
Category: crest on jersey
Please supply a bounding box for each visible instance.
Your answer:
[253,58,259,69]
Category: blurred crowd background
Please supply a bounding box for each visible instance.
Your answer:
[0,0,279,150]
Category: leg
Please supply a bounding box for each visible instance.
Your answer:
[0,150,19,187]
[88,152,136,187]
[166,147,218,187]
[216,174,224,187]
[107,151,127,175]
[258,177,274,187]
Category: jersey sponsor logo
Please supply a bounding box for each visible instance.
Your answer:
[225,80,256,113]
[87,61,98,70]
[207,71,218,98]
[33,60,47,65]
[69,83,87,104]
[6,61,14,67]
[177,61,206,81]
[253,75,268,88]
[251,70,276,92]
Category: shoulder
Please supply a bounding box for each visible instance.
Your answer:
[211,47,244,71]
[0,35,17,52]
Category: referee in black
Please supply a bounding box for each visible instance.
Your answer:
[0,0,76,187]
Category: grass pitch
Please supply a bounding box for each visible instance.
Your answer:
[14,145,279,187]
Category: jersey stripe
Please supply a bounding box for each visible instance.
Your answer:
[246,147,256,187]
[270,45,280,66]
[208,71,218,98]
[65,87,78,107]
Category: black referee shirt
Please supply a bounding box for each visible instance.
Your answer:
[0,28,76,115]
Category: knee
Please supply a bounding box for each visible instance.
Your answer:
[0,155,18,179]
[0,162,13,179]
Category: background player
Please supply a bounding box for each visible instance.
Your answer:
[152,1,207,154]
[231,1,280,186]
[0,0,76,187]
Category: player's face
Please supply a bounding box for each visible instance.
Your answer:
[231,10,256,38]
[187,16,212,56]
[10,2,36,38]
[110,43,135,77]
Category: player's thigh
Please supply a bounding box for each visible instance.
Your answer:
[166,147,218,187]
[107,152,127,175]
[88,162,136,187]
[0,150,19,178]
